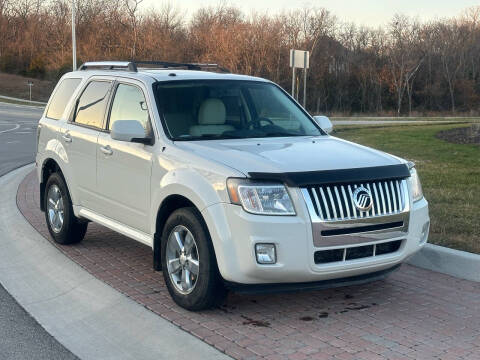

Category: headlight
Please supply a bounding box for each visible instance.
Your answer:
[408,162,423,202]
[227,178,296,215]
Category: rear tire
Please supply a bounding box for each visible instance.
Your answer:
[161,207,226,310]
[44,172,87,245]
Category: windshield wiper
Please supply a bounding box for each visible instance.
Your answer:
[263,131,303,137]
[174,133,245,141]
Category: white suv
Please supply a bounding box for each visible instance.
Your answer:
[36,61,430,310]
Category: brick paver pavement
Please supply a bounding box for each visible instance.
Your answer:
[17,171,480,360]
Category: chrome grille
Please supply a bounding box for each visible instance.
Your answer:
[302,179,408,222]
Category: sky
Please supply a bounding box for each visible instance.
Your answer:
[143,0,479,27]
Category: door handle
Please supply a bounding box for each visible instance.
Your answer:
[100,145,113,156]
[62,133,72,143]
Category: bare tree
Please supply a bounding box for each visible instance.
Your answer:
[124,0,143,59]
[434,20,470,113]
[1,2,480,116]
[386,15,424,116]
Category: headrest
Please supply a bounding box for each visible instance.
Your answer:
[198,98,226,125]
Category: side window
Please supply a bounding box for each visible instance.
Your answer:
[74,81,111,129]
[109,84,149,131]
[46,78,82,120]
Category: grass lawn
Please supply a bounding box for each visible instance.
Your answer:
[334,123,479,255]
[331,116,480,122]
[0,72,54,102]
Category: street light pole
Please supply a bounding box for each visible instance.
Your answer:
[72,0,77,70]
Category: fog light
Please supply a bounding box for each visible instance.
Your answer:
[420,221,430,244]
[255,243,276,264]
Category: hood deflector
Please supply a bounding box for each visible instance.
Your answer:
[248,164,410,187]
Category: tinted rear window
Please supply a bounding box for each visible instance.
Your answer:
[46,78,82,120]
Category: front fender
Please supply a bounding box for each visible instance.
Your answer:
[149,166,230,235]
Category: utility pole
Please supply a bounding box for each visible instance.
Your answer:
[72,0,77,70]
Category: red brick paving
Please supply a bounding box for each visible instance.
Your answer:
[17,171,480,360]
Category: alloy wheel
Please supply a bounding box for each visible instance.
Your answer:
[166,225,199,294]
[47,184,64,233]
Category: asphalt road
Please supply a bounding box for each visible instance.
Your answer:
[0,102,44,176]
[0,102,77,360]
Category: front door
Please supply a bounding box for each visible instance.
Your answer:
[96,82,153,233]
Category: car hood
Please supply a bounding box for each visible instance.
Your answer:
[174,136,404,176]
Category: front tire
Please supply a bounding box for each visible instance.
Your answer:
[161,207,226,310]
[44,172,87,245]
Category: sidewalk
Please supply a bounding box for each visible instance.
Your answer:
[0,165,229,360]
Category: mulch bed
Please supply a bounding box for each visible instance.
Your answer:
[436,124,480,145]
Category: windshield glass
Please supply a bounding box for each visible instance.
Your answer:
[154,80,322,140]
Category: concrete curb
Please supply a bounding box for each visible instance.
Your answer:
[0,165,229,360]
[0,94,47,105]
[408,243,480,282]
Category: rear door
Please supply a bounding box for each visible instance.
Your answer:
[96,80,153,233]
[60,79,113,210]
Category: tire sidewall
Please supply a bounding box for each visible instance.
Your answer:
[44,173,73,243]
[160,208,218,310]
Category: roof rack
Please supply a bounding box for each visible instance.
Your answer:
[78,61,137,71]
[78,61,230,73]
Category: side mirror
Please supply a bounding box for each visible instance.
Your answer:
[111,120,152,144]
[313,116,333,134]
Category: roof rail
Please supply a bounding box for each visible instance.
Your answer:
[133,61,230,73]
[78,61,137,71]
[78,60,230,73]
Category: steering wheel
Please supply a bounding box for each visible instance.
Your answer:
[250,117,274,129]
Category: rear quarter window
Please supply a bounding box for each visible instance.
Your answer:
[46,78,82,120]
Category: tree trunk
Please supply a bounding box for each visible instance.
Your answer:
[449,85,456,113]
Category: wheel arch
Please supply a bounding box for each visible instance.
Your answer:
[39,158,71,212]
[40,158,61,211]
[153,194,218,272]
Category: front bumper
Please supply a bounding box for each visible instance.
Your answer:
[224,264,401,294]
[202,195,429,285]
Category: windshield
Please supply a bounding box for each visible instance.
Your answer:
[154,80,323,140]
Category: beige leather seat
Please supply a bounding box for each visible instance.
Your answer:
[189,98,234,137]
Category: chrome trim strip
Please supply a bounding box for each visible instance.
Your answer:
[311,188,323,220]
[372,182,380,216]
[326,186,337,220]
[319,187,331,220]
[367,184,375,216]
[347,185,357,218]
[340,186,351,219]
[390,181,397,213]
[384,181,392,214]
[334,186,344,219]
[379,182,386,215]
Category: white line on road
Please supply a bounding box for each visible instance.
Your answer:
[6,141,20,144]
[0,124,20,134]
